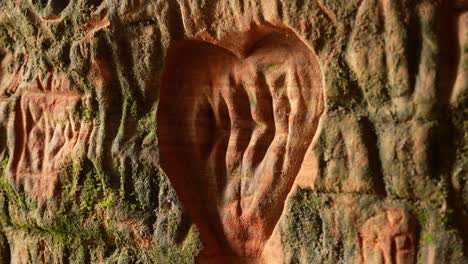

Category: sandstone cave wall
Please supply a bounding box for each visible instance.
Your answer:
[0,0,466,263]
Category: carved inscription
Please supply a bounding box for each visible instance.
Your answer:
[158,27,323,257]
[360,208,415,264]
[9,72,93,199]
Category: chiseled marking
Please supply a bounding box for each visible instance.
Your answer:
[158,27,323,257]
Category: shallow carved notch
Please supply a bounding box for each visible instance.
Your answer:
[158,26,324,258]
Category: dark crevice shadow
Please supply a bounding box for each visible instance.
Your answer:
[406,2,422,97]
[246,72,275,169]
[96,32,124,188]
[437,2,468,256]
[10,99,25,179]
[0,197,10,264]
[358,118,387,196]
[46,0,70,15]
[436,1,460,103]
[32,0,48,9]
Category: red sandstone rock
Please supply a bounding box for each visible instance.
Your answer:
[158,25,323,258]
[0,1,466,263]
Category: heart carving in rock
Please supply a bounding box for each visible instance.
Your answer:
[158,26,324,259]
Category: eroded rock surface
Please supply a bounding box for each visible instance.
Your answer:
[9,71,94,200]
[360,208,415,264]
[0,0,466,263]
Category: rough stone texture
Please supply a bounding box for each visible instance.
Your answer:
[0,0,466,263]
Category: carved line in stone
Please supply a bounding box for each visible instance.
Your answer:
[158,26,324,257]
[8,71,93,199]
[359,208,415,264]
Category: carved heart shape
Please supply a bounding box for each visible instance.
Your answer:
[158,26,323,258]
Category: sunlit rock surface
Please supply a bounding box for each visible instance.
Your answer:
[0,0,466,263]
